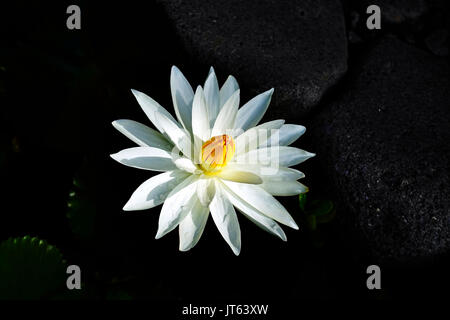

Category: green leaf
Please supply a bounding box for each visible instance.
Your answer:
[306,214,317,231]
[106,290,133,300]
[308,199,335,224]
[67,160,96,239]
[299,190,336,231]
[299,193,307,212]
[0,236,67,299]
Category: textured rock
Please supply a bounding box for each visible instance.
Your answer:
[376,0,428,24]
[162,0,348,118]
[312,36,450,261]
[425,29,449,57]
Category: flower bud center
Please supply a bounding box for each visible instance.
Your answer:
[201,135,235,174]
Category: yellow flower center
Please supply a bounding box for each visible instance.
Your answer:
[201,134,235,175]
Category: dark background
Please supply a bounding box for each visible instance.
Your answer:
[0,0,448,307]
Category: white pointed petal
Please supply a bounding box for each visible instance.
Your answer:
[209,183,241,255]
[179,198,209,251]
[155,175,198,239]
[260,180,308,196]
[235,88,274,131]
[196,177,216,207]
[211,90,240,137]
[173,156,201,174]
[192,86,210,142]
[112,120,173,151]
[110,147,177,171]
[123,170,190,211]
[219,180,286,241]
[154,112,193,159]
[277,124,306,146]
[223,163,305,181]
[130,89,180,134]
[204,70,220,127]
[219,75,239,108]
[217,169,262,184]
[170,66,194,133]
[207,66,214,76]
[222,180,298,229]
[235,119,285,155]
[235,146,315,167]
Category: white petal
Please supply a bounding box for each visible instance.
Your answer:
[196,177,216,207]
[235,119,285,155]
[219,75,239,108]
[211,90,240,137]
[223,163,305,181]
[130,89,180,135]
[112,120,173,151]
[154,112,193,159]
[192,86,210,142]
[217,168,262,184]
[155,175,198,239]
[277,124,306,146]
[123,170,190,211]
[170,66,194,133]
[173,156,201,174]
[209,183,241,255]
[110,147,177,171]
[179,198,209,251]
[204,68,220,127]
[219,180,286,241]
[222,180,298,229]
[235,146,315,167]
[235,88,274,132]
[260,180,308,196]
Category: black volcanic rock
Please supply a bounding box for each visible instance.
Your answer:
[374,0,428,24]
[312,36,450,262]
[162,0,348,118]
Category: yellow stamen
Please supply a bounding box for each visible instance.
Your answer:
[201,135,235,174]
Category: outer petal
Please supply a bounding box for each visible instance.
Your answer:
[260,180,308,196]
[170,66,194,133]
[155,112,193,159]
[204,68,220,127]
[222,180,298,229]
[235,146,315,167]
[211,90,240,137]
[274,124,306,147]
[192,86,210,155]
[210,182,241,255]
[235,88,274,132]
[196,177,216,207]
[123,170,190,211]
[112,119,173,151]
[130,89,180,134]
[219,75,239,108]
[235,119,285,155]
[216,168,263,184]
[110,147,177,171]
[179,198,209,251]
[219,180,286,241]
[155,175,198,239]
[223,163,305,181]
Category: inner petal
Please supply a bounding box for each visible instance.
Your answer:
[201,135,235,174]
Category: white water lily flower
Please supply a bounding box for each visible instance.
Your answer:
[111,66,315,255]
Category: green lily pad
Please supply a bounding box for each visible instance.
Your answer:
[0,236,67,299]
